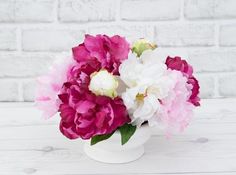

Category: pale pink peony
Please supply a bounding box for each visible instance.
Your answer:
[165,56,200,106]
[150,70,194,134]
[35,56,76,119]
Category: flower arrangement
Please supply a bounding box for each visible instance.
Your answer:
[36,35,200,146]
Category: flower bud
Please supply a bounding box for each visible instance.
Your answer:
[131,39,157,57]
[89,69,118,98]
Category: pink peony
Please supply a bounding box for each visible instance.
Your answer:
[165,56,200,106]
[58,61,130,139]
[156,70,194,134]
[35,56,76,119]
[72,34,130,75]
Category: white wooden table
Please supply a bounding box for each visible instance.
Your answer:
[0,98,236,175]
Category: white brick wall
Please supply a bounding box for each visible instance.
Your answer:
[188,50,236,72]
[0,0,55,22]
[219,73,236,97]
[88,25,154,41]
[0,28,16,51]
[155,24,215,47]
[220,24,236,46]
[195,74,215,98]
[22,29,85,51]
[185,0,236,19]
[121,0,181,21]
[0,53,55,77]
[0,79,19,101]
[59,0,116,22]
[0,0,236,102]
[22,79,36,102]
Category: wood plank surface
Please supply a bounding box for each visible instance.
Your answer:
[0,98,236,175]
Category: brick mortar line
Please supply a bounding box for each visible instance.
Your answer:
[1,18,236,26]
[1,20,230,27]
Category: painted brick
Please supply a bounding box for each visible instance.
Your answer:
[121,0,180,21]
[188,50,236,72]
[22,79,36,102]
[195,74,215,98]
[88,25,154,42]
[0,0,55,22]
[220,25,236,46]
[59,0,116,22]
[0,28,16,51]
[218,74,236,97]
[0,79,19,101]
[155,24,215,47]
[22,29,84,51]
[0,53,55,77]
[185,0,236,19]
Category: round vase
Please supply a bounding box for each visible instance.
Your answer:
[83,124,151,163]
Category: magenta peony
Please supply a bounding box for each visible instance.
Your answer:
[165,56,200,106]
[165,56,193,77]
[72,34,130,75]
[58,84,130,140]
[187,76,200,106]
[58,60,130,139]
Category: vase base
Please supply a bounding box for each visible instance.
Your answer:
[83,143,144,164]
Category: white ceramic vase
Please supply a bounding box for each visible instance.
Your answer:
[83,124,151,163]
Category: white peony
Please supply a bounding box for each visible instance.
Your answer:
[119,52,167,88]
[89,69,118,98]
[119,51,175,126]
[132,94,160,126]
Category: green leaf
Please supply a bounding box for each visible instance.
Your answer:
[119,123,137,145]
[90,132,114,146]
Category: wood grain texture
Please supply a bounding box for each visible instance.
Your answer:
[0,98,236,175]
